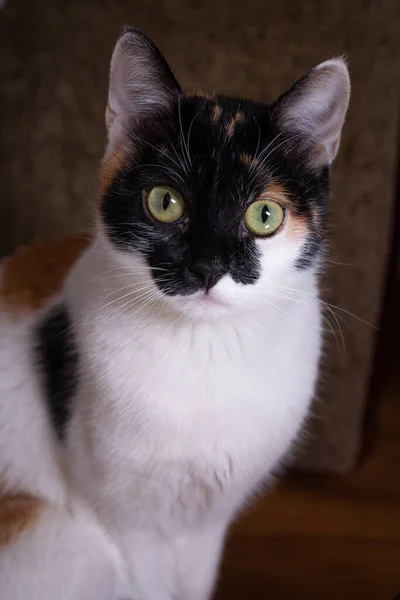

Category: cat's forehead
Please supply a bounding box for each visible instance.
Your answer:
[137,93,276,195]
[178,93,268,155]
[184,93,266,121]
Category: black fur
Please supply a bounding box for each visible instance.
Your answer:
[102,32,330,296]
[35,305,78,439]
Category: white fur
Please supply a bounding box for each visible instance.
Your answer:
[0,219,322,599]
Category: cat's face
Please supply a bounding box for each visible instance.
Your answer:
[99,29,350,319]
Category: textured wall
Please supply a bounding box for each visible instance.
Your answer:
[1,0,399,471]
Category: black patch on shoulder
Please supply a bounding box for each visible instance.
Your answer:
[35,305,78,439]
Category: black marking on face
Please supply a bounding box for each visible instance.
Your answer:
[296,230,324,270]
[35,305,78,439]
[101,96,330,296]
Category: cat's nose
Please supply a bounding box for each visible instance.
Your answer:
[189,262,226,292]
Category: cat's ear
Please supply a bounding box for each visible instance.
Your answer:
[273,58,350,168]
[106,27,182,151]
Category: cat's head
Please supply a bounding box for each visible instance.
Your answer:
[99,28,350,319]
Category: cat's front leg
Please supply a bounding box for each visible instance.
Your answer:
[0,500,121,600]
[119,530,174,600]
[169,523,227,600]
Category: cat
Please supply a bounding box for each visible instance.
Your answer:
[0,26,350,600]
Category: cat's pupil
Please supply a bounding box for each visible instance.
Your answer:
[261,204,270,223]
[163,192,171,211]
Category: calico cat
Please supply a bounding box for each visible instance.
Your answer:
[0,27,350,600]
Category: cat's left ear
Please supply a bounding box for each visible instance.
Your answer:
[106,27,182,152]
[272,58,350,168]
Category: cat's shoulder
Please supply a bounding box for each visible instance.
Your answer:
[0,232,92,315]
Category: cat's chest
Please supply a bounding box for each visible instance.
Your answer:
[104,319,279,415]
[71,309,319,527]
[89,314,317,469]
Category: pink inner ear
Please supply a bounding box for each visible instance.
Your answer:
[309,142,330,170]
[105,29,181,156]
[276,59,350,165]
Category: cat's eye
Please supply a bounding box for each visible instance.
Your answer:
[243,199,284,236]
[146,186,185,224]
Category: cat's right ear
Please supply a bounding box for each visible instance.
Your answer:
[106,27,182,152]
[272,58,350,169]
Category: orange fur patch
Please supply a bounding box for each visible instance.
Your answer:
[240,152,252,167]
[0,493,44,546]
[212,105,223,124]
[98,148,128,200]
[260,182,289,205]
[194,92,216,101]
[287,214,309,241]
[260,183,308,241]
[0,233,91,314]
[226,111,244,139]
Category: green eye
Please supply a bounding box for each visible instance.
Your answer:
[146,186,185,224]
[244,199,284,236]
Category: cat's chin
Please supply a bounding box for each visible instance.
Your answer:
[163,289,232,321]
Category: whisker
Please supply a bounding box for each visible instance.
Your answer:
[169,143,190,177]
[249,130,284,175]
[106,288,161,320]
[325,259,360,269]
[131,163,186,186]
[102,277,169,299]
[177,95,191,172]
[252,116,262,161]
[118,287,170,320]
[86,280,167,320]
[250,296,294,324]
[262,287,345,353]
[258,133,301,169]
[271,282,376,329]
[131,134,184,175]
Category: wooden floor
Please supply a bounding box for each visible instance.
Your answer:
[216,362,400,599]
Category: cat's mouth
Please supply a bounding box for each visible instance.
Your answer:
[180,289,232,318]
[197,291,230,308]
[159,283,232,319]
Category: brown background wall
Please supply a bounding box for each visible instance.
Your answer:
[1,0,399,471]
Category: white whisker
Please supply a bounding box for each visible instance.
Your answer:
[252,116,261,161]
[177,95,191,172]
[131,134,184,175]
[132,163,186,186]
[270,282,375,329]
[258,134,301,168]
[249,130,284,175]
